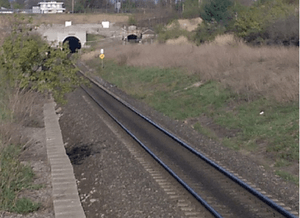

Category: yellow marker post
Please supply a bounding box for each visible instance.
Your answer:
[99,54,105,68]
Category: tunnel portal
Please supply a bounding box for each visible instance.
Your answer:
[127,34,138,42]
[63,36,82,53]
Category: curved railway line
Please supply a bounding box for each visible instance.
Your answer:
[77,69,297,218]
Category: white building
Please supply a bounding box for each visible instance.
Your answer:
[32,6,40,13]
[37,1,65,13]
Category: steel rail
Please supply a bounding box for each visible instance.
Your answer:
[78,68,297,218]
[81,85,223,218]
[117,97,297,218]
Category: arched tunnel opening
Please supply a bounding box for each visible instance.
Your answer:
[127,34,138,42]
[63,36,81,53]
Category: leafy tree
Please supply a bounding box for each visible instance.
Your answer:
[200,0,234,25]
[0,15,84,103]
[192,0,238,44]
[234,0,297,44]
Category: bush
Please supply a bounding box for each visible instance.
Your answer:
[193,21,226,44]
[128,15,137,26]
[264,15,299,46]
[234,0,298,45]
[193,0,242,45]
[156,21,192,43]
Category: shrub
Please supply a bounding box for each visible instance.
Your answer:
[156,21,191,43]
[193,0,243,44]
[193,21,226,44]
[264,15,299,46]
[234,0,298,45]
[128,15,137,26]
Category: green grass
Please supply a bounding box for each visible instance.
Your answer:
[193,123,219,140]
[215,99,299,161]
[85,34,105,47]
[275,170,299,184]
[0,82,11,121]
[0,107,9,120]
[0,144,40,213]
[91,59,299,184]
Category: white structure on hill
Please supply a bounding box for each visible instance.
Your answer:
[37,1,65,13]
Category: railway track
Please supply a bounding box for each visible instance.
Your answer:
[78,71,297,218]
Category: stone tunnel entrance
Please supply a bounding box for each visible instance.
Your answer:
[127,34,138,42]
[63,36,81,53]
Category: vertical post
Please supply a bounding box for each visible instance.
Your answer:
[100,49,104,68]
[72,0,74,13]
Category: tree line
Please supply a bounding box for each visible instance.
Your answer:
[152,0,298,46]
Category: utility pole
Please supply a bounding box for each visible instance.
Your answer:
[72,0,74,13]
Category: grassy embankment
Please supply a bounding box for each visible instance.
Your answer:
[0,88,41,213]
[0,15,40,214]
[81,41,299,185]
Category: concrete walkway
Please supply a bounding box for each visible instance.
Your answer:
[44,100,86,218]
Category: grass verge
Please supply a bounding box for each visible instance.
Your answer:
[0,144,40,213]
[0,86,40,214]
[87,58,298,184]
[85,34,105,48]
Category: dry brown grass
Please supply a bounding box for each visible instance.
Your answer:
[8,90,40,122]
[211,34,236,46]
[0,90,45,150]
[96,42,299,102]
[166,36,194,45]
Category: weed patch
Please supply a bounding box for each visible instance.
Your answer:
[0,144,39,213]
[86,34,105,48]
[215,99,299,161]
[193,123,219,140]
[14,198,40,214]
[275,170,299,184]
